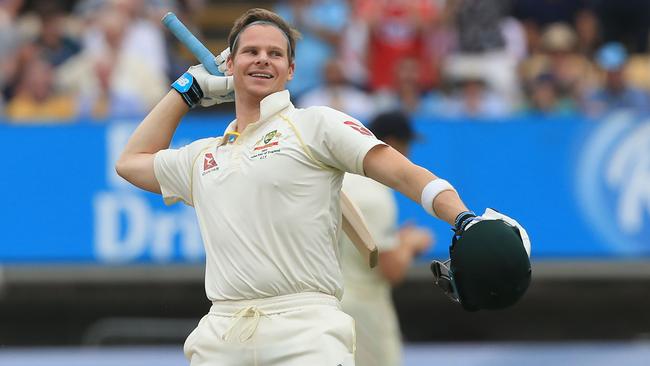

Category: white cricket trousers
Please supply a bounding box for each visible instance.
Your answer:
[183,292,356,366]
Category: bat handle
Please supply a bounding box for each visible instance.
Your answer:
[162,12,221,76]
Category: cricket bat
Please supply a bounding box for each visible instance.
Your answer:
[340,191,379,268]
[161,12,379,268]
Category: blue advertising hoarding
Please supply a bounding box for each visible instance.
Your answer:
[0,113,648,265]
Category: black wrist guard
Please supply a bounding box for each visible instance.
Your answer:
[454,211,477,234]
[171,72,204,108]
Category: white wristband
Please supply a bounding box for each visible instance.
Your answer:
[421,179,455,218]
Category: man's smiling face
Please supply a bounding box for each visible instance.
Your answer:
[227,24,295,100]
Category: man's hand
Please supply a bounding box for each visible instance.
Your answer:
[380,225,434,285]
[398,225,434,255]
[186,65,234,106]
[171,47,234,108]
[190,47,234,106]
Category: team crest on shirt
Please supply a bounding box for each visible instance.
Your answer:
[263,130,277,144]
[251,130,283,159]
[202,152,219,175]
[344,120,374,137]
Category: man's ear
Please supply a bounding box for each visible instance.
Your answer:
[226,56,234,76]
[287,61,295,81]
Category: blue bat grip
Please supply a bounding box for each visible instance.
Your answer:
[162,12,221,76]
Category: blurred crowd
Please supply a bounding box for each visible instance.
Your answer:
[2,0,650,123]
[0,0,199,122]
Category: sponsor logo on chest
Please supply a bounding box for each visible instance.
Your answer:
[251,129,283,159]
[202,152,219,175]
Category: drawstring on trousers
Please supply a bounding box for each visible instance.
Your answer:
[221,306,264,342]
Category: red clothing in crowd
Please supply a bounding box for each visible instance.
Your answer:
[355,0,438,91]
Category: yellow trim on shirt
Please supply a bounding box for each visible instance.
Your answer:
[278,113,336,172]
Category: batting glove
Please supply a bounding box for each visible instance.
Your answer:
[188,64,234,106]
[215,47,230,74]
[170,46,232,108]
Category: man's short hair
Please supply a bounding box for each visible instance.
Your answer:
[228,8,301,62]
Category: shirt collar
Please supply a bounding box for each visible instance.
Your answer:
[260,89,293,121]
[222,90,293,137]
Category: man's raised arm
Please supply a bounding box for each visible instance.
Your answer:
[116,63,234,193]
[115,90,189,193]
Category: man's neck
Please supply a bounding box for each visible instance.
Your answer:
[234,93,264,133]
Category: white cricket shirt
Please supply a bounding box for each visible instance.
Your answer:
[154,90,384,301]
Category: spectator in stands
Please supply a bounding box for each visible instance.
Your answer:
[513,0,589,59]
[444,0,521,108]
[55,7,168,119]
[440,71,511,119]
[422,0,457,90]
[0,0,25,109]
[34,3,81,67]
[76,0,170,77]
[621,53,650,93]
[5,56,76,122]
[0,0,22,50]
[275,0,349,98]
[353,0,438,92]
[339,1,369,88]
[297,58,374,122]
[500,10,528,64]
[519,23,598,110]
[583,42,650,117]
[574,8,601,57]
[373,57,442,116]
[520,73,577,117]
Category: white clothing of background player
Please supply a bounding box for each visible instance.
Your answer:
[340,111,433,366]
[116,8,472,366]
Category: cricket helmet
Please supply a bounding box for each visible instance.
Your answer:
[431,214,532,311]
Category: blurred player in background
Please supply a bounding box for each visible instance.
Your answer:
[340,110,433,366]
[116,7,486,366]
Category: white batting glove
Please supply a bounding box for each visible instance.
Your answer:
[185,64,234,106]
[214,47,230,75]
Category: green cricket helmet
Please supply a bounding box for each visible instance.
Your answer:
[431,210,532,311]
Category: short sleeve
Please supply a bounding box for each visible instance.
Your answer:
[299,107,385,175]
[153,137,215,206]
